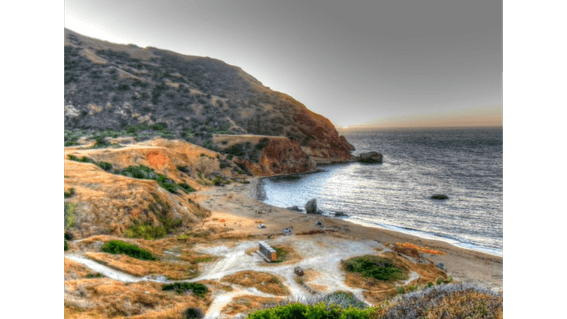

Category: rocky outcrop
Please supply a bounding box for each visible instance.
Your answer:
[213,135,317,176]
[355,151,383,163]
[431,194,449,200]
[305,199,319,214]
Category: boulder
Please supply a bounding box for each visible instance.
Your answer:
[315,221,323,226]
[305,198,319,214]
[436,262,445,270]
[257,224,266,229]
[334,211,348,217]
[294,266,304,276]
[431,194,449,200]
[356,151,383,164]
[286,206,302,212]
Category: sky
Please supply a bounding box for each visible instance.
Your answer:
[64,0,502,128]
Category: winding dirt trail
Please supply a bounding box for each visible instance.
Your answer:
[65,234,398,318]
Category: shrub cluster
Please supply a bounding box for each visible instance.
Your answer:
[120,165,187,193]
[344,255,408,282]
[125,193,183,240]
[67,155,113,171]
[100,240,156,260]
[162,282,208,297]
[64,202,77,229]
[247,302,375,319]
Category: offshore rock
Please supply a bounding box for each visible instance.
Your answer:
[305,198,319,214]
[356,151,383,163]
[431,194,449,200]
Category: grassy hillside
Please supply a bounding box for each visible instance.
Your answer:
[64,29,354,163]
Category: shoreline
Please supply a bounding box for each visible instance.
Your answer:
[253,173,503,258]
[198,177,503,291]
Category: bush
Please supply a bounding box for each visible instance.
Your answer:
[344,255,408,282]
[120,165,179,193]
[162,282,208,297]
[65,240,68,251]
[436,277,444,285]
[64,202,77,229]
[396,286,405,294]
[247,302,376,319]
[95,161,113,171]
[125,220,167,240]
[64,188,75,198]
[100,240,156,260]
[178,183,195,193]
[183,307,204,319]
[64,231,73,241]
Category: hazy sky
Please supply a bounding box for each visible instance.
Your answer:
[65,0,502,127]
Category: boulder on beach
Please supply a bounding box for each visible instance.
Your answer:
[356,151,383,164]
[431,194,449,200]
[305,198,319,214]
[286,206,302,212]
[334,212,349,217]
[294,266,304,276]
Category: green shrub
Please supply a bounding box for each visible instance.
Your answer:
[64,231,73,241]
[247,302,377,319]
[427,281,434,288]
[162,282,208,297]
[344,255,408,282]
[65,240,68,251]
[396,286,405,294]
[178,183,195,193]
[436,277,444,285]
[86,273,103,278]
[64,188,75,198]
[120,165,179,193]
[100,240,156,260]
[95,162,113,171]
[64,202,77,229]
[183,307,204,319]
[126,220,167,240]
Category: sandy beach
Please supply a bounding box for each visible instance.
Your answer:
[194,178,503,292]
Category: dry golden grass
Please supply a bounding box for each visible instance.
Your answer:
[64,278,211,319]
[221,295,284,317]
[65,258,94,279]
[86,252,199,280]
[393,242,446,256]
[221,271,289,296]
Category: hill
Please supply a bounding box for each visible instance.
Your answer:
[64,29,354,168]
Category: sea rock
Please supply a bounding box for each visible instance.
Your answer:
[286,206,302,212]
[431,194,449,200]
[305,198,319,214]
[334,211,349,217]
[294,266,305,276]
[356,151,383,163]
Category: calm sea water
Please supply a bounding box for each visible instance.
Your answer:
[262,127,503,256]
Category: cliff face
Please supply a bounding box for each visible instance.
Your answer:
[64,29,353,172]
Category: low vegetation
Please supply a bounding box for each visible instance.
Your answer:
[67,155,113,171]
[393,242,445,256]
[64,188,75,198]
[64,202,77,229]
[222,271,289,296]
[344,255,408,282]
[247,302,376,319]
[119,165,192,194]
[125,193,183,240]
[100,240,156,260]
[162,282,208,297]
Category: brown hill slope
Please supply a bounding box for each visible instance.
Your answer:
[64,29,354,164]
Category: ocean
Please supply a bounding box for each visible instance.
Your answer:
[261,127,503,256]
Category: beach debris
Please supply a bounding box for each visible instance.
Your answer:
[315,221,323,226]
[334,211,349,217]
[305,198,320,214]
[431,194,449,200]
[355,151,383,163]
[286,205,303,212]
[294,266,305,276]
[257,224,266,229]
[258,241,277,261]
[436,262,445,270]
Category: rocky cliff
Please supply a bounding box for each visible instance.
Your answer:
[64,29,354,173]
